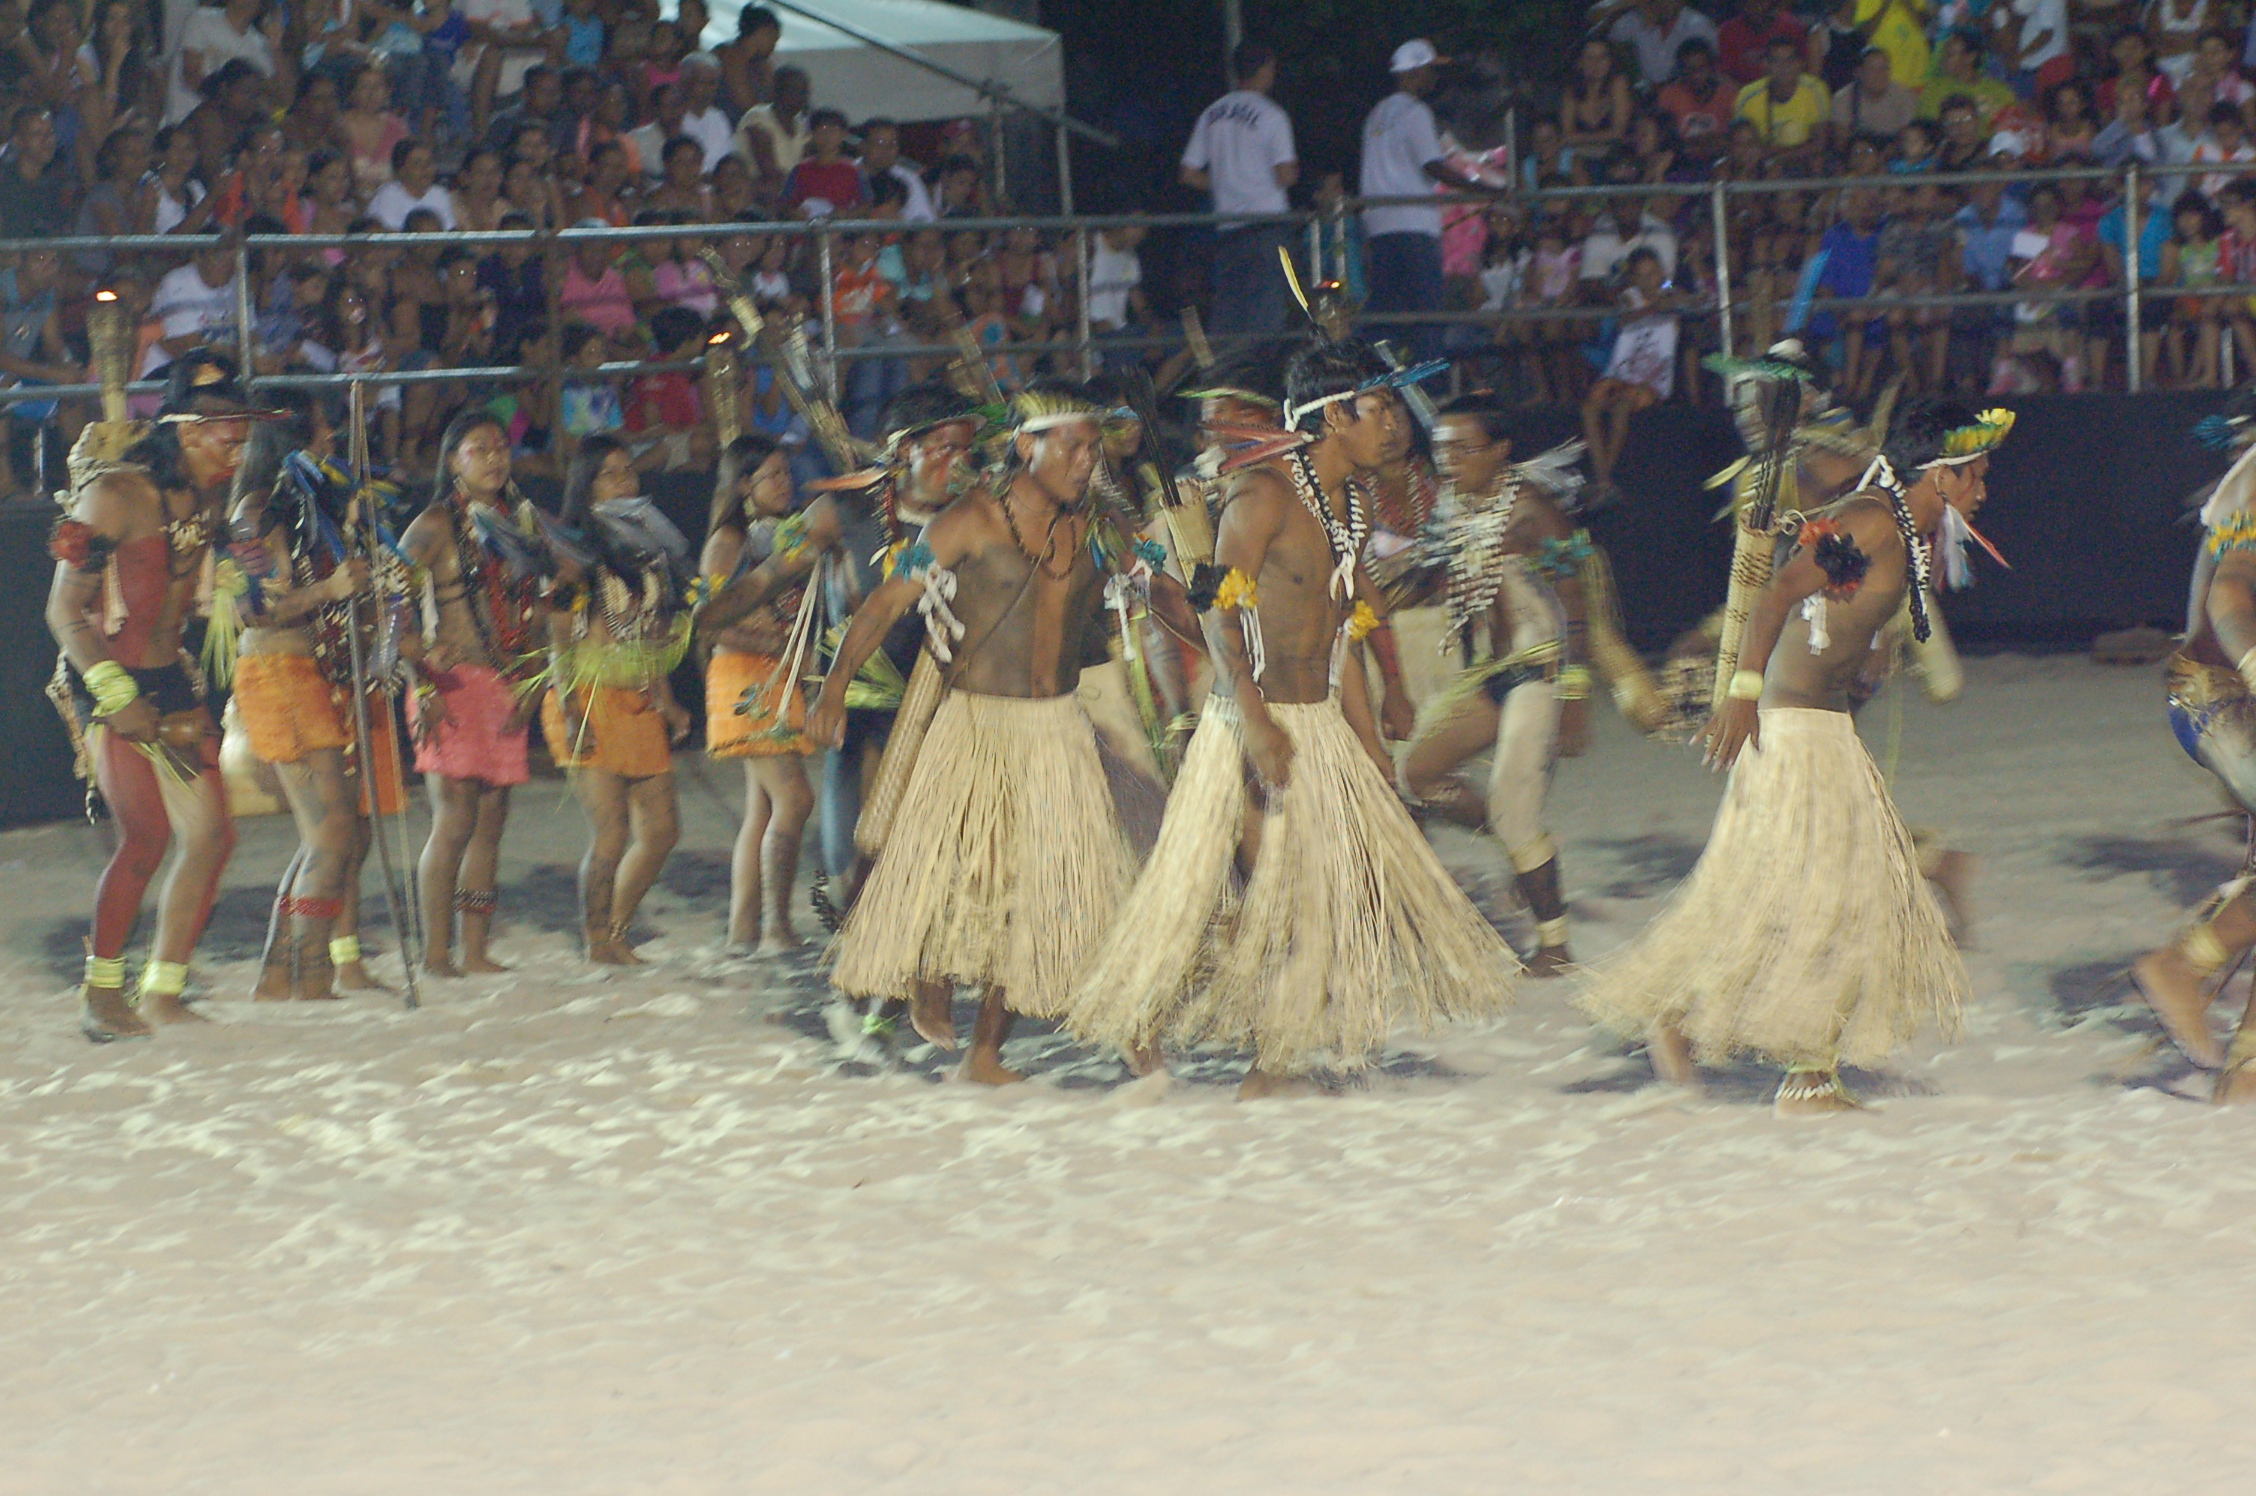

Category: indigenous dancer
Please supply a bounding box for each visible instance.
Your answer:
[400,409,551,977]
[543,435,694,965]
[2134,411,2256,1096]
[43,351,256,1040]
[228,411,412,1000]
[701,382,979,917]
[1069,341,1520,1098]
[1579,398,2014,1115]
[808,381,1200,1085]
[700,431,816,955]
[1398,396,1592,976]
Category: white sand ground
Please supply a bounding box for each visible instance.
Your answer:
[5,655,2256,1495]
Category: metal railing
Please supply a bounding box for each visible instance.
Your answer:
[0,157,2247,420]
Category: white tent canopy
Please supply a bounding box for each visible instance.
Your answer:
[697,0,1064,124]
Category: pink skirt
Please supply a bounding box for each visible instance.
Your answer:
[408,664,530,787]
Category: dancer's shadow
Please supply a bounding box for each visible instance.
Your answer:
[2058,834,2239,908]
[1583,834,1704,900]
[1563,1038,1936,1105]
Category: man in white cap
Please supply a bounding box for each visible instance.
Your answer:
[1359,40,1450,360]
[1181,40,1299,336]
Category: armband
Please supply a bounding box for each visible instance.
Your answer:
[82,660,139,717]
[896,539,936,579]
[1186,562,1223,613]
[1555,665,1593,702]
[1345,600,1381,643]
[48,517,114,572]
[1795,519,1871,600]
[775,511,816,565]
[1726,669,1765,702]
[2212,511,2256,563]
[1211,567,1260,613]
[1533,531,1595,582]
[1133,538,1167,569]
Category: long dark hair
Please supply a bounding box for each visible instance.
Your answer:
[560,432,631,527]
[431,406,509,509]
[708,430,783,541]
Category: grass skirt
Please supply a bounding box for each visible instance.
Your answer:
[830,690,1134,1017]
[1576,707,1966,1069]
[1067,695,1519,1073]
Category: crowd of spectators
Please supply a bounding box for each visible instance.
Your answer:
[1454,0,2256,420]
[0,0,1131,495]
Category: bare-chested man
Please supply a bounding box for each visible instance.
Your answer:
[1398,397,1592,976]
[702,383,980,916]
[228,408,409,1001]
[400,409,551,976]
[44,351,254,1040]
[1579,397,2013,1115]
[2135,420,2256,1098]
[807,381,1201,1084]
[1070,340,1519,1098]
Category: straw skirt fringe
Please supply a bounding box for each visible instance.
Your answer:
[1066,695,1520,1073]
[1576,707,1966,1068]
[830,690,1134,1018]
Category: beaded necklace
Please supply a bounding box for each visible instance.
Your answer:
[1439,472,1520,655]
[1284,448,1369,601]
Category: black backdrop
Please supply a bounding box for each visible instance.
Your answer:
[0,391,2228,828]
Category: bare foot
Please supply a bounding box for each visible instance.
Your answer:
[910,988,959,1050]
[2133,948,2225,1069]
[1773,1070,1862,1117]
[1126,1039,1167,1078]
[251,966,293,1001]
[334,961,388,993]
[2215,1060,2256,1105]
[141,991,209,1026]
[1648,1024,1699,1089]
[460,955,511,974]
[1925,850,1977,944]
[80,986,151,1043]
[1525,944,1573,979]
[1237,1067,1328,1100]
[423,956,464,979]
[295,983,345,1002]
[757,930,804,956]
[956,1047,1024,1085]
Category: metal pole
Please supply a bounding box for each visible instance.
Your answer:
[1055,120,1073,216]
[1710,178,1734,360]
[2125,161,2143,395]
[1074,224,1093,379]
[990,95,1007,206]
[1306,213,1322,289]
[234,235,255,388]
[817,223,840,406]
[1504,106,1518,199]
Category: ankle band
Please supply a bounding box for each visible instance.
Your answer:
[455,889,497,916]
[141,959,188,998]
[85,954,127,988]
[328,935,361,966]
[1537,916,1570,946]
[2182,920,2231,975]
[1506,835,1557,875]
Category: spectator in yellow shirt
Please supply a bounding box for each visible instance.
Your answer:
[1856,0,1931,89]
[1735,36,1830,159]
[1917,28,2018,129]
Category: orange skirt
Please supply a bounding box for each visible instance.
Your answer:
[707,649,809,758]
[236,652,407,815]
[542,685,674,778]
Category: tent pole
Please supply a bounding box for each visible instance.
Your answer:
[990,95,1006,205]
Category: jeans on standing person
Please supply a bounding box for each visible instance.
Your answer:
[1365,230,1445,361]
[844,331,912,441]
[1208,222,1296,338]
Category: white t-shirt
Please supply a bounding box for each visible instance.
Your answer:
[368,180,459,230]
[1359,91,1443,239]
[165,8,275,124]
[681,106,736,173]
[141,263,237,375]
[885,160,935,222]
[2011,0,2070,72]
[1088,240,1142,327]
[1180,89,1295,226]
[459,0,542,96]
